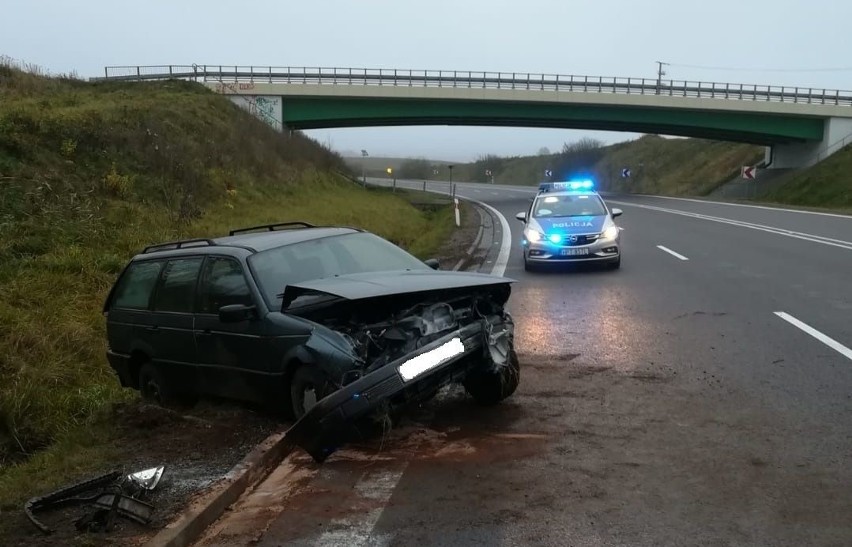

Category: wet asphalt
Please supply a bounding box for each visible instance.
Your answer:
[195,182,852,546]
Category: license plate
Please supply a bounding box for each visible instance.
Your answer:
[560,248,589,256]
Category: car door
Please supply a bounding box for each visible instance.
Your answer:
[193,256,270,402]
[148,257,204,388]
[105,259,165,386]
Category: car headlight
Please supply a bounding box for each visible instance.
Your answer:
[601,226,619,240]
[526,229,544,243]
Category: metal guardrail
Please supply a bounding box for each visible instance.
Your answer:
[100,65,852,107]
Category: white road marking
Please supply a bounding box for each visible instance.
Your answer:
[656,245,689,261]
[491,192,500,196]
[631,194,852,219]
[611,201,852,251]
[473,199,512,276]
[311,467,404,547]
[774,312,852,361]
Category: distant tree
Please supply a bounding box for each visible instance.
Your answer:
[538,147,551,156]
[398,158,432,179]
[555,138,606,179]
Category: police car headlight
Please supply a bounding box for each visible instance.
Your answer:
[526,229,544,243]
[601,226,619,240]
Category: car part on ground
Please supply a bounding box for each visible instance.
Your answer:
[24,466,164,534]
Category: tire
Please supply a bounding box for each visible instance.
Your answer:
[290,365,336,420]
[523,256,535,272]
[138,363,185,408]
[463,349,520,406]
[607,256,621,270]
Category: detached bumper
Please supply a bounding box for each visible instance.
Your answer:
[285,315,511,462]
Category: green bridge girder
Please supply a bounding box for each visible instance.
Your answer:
[280,97,825,144]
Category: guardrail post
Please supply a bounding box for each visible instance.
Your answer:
[423,180,427,191]
[393,177,397,192]
[136,66,141,81]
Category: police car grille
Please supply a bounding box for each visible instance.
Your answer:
[560,234,600,246]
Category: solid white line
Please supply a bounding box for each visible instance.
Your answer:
[631,194,852,219]
[611,200,852,251]
[473,199,512,276]
[656,245,689,261]
[774,312,852,361]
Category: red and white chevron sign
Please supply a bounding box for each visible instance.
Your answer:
[741,166,757,180]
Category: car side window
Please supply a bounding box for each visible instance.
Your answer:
[198,257,253,314]
[111,260,164,310]
[152,258,203,313]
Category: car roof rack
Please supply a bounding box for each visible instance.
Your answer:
[229,221,315,236]
[141,238,216,254]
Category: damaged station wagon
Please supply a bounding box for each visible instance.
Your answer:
[104,222,519,461]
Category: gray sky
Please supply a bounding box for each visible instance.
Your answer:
[4,0,851,161]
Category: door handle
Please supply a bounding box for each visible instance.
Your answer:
[196,329,213,336]
[144,326,159,332]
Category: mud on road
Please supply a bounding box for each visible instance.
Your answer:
[194,351,852,546]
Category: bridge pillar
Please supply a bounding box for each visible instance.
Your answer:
[769,117,852,169]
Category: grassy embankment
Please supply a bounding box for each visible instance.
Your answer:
[0,62,454,507]
[763,143,852,209]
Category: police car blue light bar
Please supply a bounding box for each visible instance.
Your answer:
[538,179,595,193]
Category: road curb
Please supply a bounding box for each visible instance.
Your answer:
[144,431,292,547]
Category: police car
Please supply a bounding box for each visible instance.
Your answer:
[515,180,622,271]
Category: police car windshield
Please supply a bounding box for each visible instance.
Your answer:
[533,194,606,218]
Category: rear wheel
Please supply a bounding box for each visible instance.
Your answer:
[138,363,189,408]
[463,349,520,405]
[290,365,336,420]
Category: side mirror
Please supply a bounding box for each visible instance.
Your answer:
[611,208,623,218]
[219,304,256,323]
[515,212,527,222]
[424,258,440,270]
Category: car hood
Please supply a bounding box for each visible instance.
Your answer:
[281,270,513,309]
[531,215,607,235]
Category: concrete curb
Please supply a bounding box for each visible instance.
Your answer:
[144,431,293,547]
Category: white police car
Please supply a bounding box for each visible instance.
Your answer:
[515,180,622,271]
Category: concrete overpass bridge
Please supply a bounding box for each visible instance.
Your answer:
[102,65,852,168]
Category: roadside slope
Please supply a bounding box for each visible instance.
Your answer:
[0,62,457,504]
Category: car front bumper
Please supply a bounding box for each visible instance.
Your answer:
[524,235,620,263]
[285,314,512,462]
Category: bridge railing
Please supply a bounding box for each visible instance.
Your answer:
[100,65,852,107]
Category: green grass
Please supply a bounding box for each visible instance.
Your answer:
[763,144,852,208]
[0,60,456,504]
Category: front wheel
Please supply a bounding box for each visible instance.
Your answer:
[290,365,336,420]
[463,349,520,405]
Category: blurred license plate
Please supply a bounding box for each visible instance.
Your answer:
[560,248,589,256]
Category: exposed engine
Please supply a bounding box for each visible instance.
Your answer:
[333,294,505,375]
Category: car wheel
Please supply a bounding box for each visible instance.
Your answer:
[523,256,535,272]
[290,365,335,420]
[138,363,184,408]
[607,256,621,270]
[463,348,520,405]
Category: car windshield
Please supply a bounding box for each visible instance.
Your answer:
[248,232,429,306]
[533,194,606,218]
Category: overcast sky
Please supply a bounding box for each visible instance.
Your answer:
[4,0,851,161]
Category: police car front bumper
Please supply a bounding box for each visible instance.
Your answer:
[524,235,620,263]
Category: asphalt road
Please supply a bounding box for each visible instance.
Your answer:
[196,181,852,546]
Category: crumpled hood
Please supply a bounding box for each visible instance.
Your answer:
[281,270,514,309]
[530,215,607,235]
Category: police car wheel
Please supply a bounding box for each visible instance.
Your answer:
[523,257,536,272]
[607,256,621,270]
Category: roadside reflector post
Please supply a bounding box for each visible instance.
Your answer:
[454,198,461,227]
